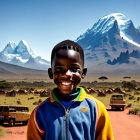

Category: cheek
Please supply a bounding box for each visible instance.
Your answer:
[53,74,59,84]
[72,73,82,82]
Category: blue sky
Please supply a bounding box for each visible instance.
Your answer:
[0,0,140,60]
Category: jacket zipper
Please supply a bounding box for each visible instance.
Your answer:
[56,101,75,140]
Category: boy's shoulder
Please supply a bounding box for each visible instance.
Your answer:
[85,94,107,115]
[85,94,104,105]
[34,97,50,111]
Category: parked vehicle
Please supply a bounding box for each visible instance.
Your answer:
[0,105,30,126]
[110,93,126,111]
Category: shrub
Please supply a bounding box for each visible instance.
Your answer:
[129,109,135,114]
[0,82,13,90]
[137,97,140,102]
[33,99,42,105]
[134,92,140,95]
[38,99,42,104]
[126,103,132,108]
[129,96,134,100]
[33,101,38,105]
[129,108,140,115]
[17,100,21,105]
[122,81,137,91]
[28,97,34,100]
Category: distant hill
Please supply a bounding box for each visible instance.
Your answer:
[107,50,140,65]
[0,61,48,81]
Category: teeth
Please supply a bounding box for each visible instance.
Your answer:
[62,82,71,85]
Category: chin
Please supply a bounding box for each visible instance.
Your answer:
[59,89,73,95]
[57,83,75,94]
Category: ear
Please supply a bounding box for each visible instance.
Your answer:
[48,68,53,79]
[82,68,87,79]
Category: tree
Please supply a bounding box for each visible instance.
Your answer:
[122,81,137,91]
[98,76,108,81]
[0,82,13,90]
[123,76,131,79]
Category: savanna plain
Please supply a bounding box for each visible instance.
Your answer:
[0,79,140,140]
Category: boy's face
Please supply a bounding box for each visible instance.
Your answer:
[48,49,87,95]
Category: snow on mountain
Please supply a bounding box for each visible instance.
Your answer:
[0,40,50,70]
[77,13,140,47]
[15,40,36,59]
[76,13,140,75]
[1,41,16,55]
[76,13,140,56]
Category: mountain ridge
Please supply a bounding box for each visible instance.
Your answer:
[0,40,50,70]
[76,13,140,63]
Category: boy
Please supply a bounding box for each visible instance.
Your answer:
[27,40,114,140]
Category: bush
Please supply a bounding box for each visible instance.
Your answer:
[33,99,42,105]
[17,100,21,105]
[129,95,134,100]
[129,108,140,115]
[134,92,140,95]
[38,99,42,104]
[0,82,13,90]
[137,97,140,102]
[122,81,137,91]
[33,101,38,105]
[126,103,132,108]
[28,97,34,100]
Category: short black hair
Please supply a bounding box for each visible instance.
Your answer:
[51,40,84,65]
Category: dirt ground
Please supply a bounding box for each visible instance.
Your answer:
[0,108,140,140]
[107,107,140,140]
[0,124,27,140]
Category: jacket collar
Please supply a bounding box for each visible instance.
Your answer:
[50,87,87,103]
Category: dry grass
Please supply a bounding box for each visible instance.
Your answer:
[0,81,140,115]
[0,126,6,137]
[0,94,47,113]
[89,93,112,106]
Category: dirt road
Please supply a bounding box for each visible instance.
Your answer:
[107,107,140,140]
[0,108,140,140]
[0,125,27,140]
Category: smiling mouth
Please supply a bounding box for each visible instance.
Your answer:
[61,81,72,86]
[58,81,74,89]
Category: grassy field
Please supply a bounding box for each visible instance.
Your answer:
[0,126,6,137]
[0,81,140,115]
[124,91,140,115]
[0,94,47,113]
[1,92,139,114]
[90,94,112,106]
[0,94,112,113]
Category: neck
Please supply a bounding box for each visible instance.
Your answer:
[55,88,79,101]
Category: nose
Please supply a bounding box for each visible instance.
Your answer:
[63,69,72,77]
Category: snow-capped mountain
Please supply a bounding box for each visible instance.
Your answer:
[76,13,140,63]
[0,40,50,70]
[76,13,140,78]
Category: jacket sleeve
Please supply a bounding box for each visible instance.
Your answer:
[95,101,114,140]
[27,110,45,140]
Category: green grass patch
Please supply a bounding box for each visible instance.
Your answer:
[90,93,111,106]
[0,126,6,137]
[0,81,140,116]
[0,94,47,113]
[129,108,140,115]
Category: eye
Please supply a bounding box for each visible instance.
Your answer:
[71,67,81,73]
[54,67,63,72]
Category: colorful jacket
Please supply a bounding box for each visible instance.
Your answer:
[27,87,114,140]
